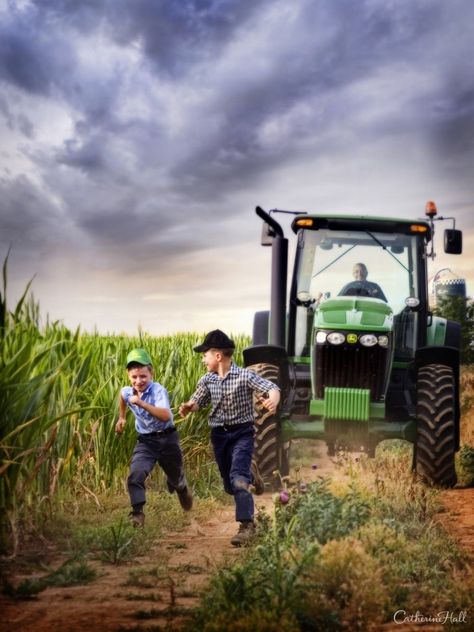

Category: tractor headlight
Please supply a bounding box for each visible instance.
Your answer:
[359,334,378,347]
[327,332,345,345]
[316,331,328,344]
[378,335,389,347]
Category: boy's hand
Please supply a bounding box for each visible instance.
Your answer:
[257,390,280,415]
[129,394,141,406]
[262,398,278,414]
[115,417,126,434]
[179,401,198,417]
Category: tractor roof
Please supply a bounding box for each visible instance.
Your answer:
[291,214,432,240]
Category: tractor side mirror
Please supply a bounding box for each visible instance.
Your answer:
[391,245,404,254]
[319,239,333,250]
[444,229,462,254]
[261,221,275,246]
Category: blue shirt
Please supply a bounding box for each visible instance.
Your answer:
[190,362,279,428]
[121,381,174,434]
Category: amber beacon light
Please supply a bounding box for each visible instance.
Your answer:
[425,200,438,218]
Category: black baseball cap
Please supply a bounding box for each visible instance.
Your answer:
[193,329,235,353]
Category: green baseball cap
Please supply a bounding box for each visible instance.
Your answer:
[126,348,153,368]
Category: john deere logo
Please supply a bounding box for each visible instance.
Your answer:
[347,333,358,344]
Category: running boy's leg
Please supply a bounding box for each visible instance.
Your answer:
[155,432,187,492]
[210,427,234,495]
[128,438,158,509]
[156,431,193,510]
[228,425,255,523]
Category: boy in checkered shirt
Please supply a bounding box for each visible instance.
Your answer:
[179,330,280,546]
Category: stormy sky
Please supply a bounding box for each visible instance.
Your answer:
[1,0,473,335]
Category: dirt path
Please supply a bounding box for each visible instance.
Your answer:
[437,488,474,555]
[0,505,244,632]
[1,441,472,632]
[0,444,331,632]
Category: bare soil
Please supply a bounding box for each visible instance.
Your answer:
[0,503,249,632]
[1,440,472,632]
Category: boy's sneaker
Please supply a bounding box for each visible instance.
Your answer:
[177,487,193,511]
[129,510,145,528]
[251,460,265,495]
[231,521,256,547]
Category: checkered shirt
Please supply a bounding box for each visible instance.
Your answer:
[190,363,279,427]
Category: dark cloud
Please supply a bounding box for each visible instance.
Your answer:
[0,174,67,260]
[1,0,474,331]
[165,1,474,198]
[31,0,268,76]
[0,5,76,96]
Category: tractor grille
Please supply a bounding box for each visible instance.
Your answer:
[314,340,389,401]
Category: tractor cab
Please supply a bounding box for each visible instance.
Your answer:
[291,218,426,363]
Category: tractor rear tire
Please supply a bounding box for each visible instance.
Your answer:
[415,364,457,488]
[248,362,289,488]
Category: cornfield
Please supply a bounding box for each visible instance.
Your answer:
[0,256,250,550]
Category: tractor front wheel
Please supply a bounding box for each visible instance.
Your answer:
[248,362,289,488]
[415,363,457,487]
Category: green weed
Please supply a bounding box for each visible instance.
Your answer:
[124,592,163,602]
[2,558,97,599]
[274,477,372,545]
[125,565,169,588]
[74,518,145,564]
[456,444,474,486]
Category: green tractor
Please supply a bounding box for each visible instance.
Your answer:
[244,202,463,487]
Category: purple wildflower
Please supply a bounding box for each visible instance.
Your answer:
[279,490,290,504]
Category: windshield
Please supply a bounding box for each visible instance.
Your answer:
[294,229,420,358]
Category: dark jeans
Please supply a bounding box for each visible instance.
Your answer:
[127,430,187,508]
[210,423,255,523]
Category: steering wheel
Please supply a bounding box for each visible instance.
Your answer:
[340,281,386,301]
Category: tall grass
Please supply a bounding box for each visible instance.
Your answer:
[0,256,250,551]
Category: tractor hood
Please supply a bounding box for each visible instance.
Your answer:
[315,297,393,332]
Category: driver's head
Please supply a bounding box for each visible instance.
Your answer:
[353,263,368,281]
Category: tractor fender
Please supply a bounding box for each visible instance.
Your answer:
[413,346,460,450]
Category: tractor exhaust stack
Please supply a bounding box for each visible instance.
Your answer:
[256,206,288,348]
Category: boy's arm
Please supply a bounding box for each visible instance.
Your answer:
[263,388,280,414]
[179,378,210,417]
[248,371,281,414]
[130,386,171,422]
[115,393,128,434]
[179,400,200,417]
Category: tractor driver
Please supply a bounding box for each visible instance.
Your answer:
[339,263,387,301]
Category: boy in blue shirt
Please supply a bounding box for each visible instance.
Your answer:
[179,330,280,546]
[116,348,192,527]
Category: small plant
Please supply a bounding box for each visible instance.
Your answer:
[275,478,372,545]
[124,592,163,602]
[2,558,97,599]
[46,558,98,587]
[3,577,47,600]
[302,537,389,630]
[125,564,168,588]
[75,518,143,564]
[457,444,474,486]
[166,541,188,550]
[174,562,205,575]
